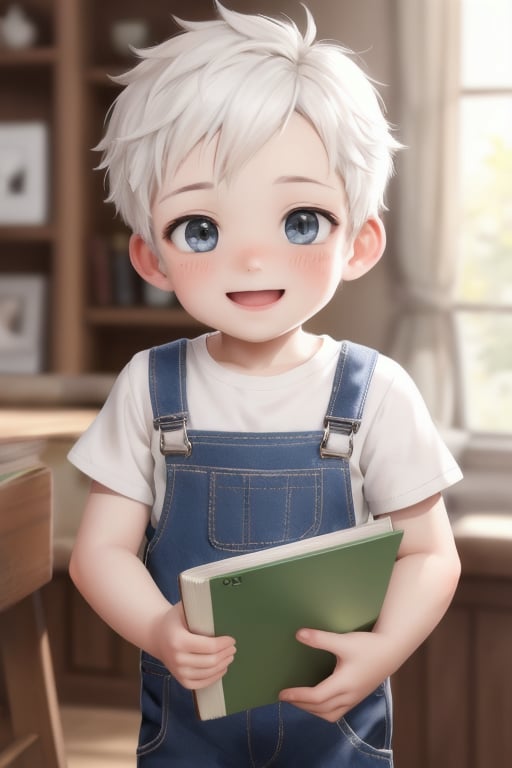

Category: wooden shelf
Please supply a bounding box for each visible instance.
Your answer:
[0,226,55,243]
[0,47,57,66]
[0,0,211,375]
[86,66,124,85]
[87,306,202,327]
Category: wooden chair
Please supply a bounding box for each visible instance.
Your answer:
[0,467,66,768]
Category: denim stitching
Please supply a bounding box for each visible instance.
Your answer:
[246,703,285,768]
[335,685,394,763]
[149,347,159,419]
[327,342,379,421]
[358,353,377,419]
[187,434,323,447]
[336,719,393,763]
[208,470,321,549]
[136,670,171,756]
[284,475,291,541]
[383,679,392,751]
[244,475,250,546]
[325,341,348,418]
[208,473,216,545]
[300,471,322,538]
[341,463,356,528]
[246,710,257,768]
[146,465,180,556]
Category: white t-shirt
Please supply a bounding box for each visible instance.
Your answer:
[68,334,462,525]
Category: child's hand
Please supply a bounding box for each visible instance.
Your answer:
[154,601,236,690]
[279,628,394,723]
[279,497,461,723]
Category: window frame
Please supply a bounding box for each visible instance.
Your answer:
[454,10,512,438]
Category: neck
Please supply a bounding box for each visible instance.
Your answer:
[206,329,322,376]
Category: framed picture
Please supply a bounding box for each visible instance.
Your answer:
[0,275,47,373]
[0,122,48,225]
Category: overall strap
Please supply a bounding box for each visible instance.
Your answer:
[149,339,191,456]
[320,341,378,460]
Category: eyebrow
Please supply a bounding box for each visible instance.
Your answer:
[273,175,335,189]
[159,175,335,203]
[159,181,214,203]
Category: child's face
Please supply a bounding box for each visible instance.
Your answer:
[151,113,355,344]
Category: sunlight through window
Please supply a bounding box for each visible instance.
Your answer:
[456,0,512,432]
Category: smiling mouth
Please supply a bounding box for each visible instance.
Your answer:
[226,290,285,308]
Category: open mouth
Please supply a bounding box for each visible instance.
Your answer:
[226,290,285,308]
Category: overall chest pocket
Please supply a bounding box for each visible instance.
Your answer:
[208,469,322,552]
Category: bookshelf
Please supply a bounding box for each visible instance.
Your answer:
[0,0,211,374]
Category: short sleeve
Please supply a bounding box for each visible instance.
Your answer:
[358,356,463,517]
[67,349,155,506]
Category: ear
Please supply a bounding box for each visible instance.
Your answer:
[129,235,173,291]
[129,234,174,291]
[342,217,386,282]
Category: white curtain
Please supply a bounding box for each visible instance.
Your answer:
[391,0,463,426]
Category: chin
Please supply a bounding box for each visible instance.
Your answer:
[221,325,303,344]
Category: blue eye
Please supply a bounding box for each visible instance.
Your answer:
[284,209,334,245]
[168,217,219,252]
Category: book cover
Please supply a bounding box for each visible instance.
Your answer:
[179,518,403,720]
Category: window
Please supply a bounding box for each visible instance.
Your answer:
[456,0,512,433]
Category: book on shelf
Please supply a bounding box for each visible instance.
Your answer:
[0,437,45,484]
[89,232,175,308]
[179,516,403,720]
[90,232,140,307]
[110,232,139,306]
[89,235,112,307]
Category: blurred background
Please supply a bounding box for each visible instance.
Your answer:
[1,0,510,430]
[0,1,511,766]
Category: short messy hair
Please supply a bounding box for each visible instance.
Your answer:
[97,2,400,249]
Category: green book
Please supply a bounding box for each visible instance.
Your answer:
[179,517,403,720]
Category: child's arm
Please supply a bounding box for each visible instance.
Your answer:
[279,492,460,721]
[69,481,236,690]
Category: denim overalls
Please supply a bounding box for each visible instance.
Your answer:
[137,338,394,767]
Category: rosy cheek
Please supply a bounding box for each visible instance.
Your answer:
[168,255,217,300]
[175,255,215,275]
[288,246,338,276]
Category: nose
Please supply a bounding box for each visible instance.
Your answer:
[234,246,264,273]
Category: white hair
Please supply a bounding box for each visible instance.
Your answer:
[97,2,401,249]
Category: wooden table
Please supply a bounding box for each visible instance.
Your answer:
[393,511,512,768]
[0,408,98,441]
[0,466,66,768]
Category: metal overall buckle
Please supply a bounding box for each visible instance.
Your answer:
[154,414,192,457]
[320,416,360,459]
